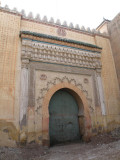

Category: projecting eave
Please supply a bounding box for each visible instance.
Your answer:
[20,31,102,53]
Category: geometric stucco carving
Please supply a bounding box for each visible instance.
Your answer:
[35,76,93,113]
[21,39,102,70]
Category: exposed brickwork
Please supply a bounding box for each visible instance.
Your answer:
[0,11,21,120]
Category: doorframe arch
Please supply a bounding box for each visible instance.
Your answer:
[42,82,92,146]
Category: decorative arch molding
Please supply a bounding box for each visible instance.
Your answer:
[41,82,92,146]
[36,76,92,113]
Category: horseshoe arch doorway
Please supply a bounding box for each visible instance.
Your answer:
[49,88,84,145]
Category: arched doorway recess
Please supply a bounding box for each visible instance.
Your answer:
[42,82,91,146]
[49,89,81,145]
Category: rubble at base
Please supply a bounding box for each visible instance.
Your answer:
[0,127,120,160]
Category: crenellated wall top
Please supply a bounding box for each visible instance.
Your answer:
[0,4,109,38]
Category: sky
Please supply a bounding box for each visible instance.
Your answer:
[1,0,120,29]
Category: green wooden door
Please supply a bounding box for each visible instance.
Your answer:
[49,89,80,145]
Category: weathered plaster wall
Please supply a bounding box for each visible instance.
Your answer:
[20,17,120,136]
[0,11,21,146]
[100,24,108,33]
[97,22,108,34]
[0,9,120,146]
[107,14,120,90]
[95,35,120,131]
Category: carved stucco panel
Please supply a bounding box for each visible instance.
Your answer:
[35,70,94,114]
[21,39,102,70]
[33,69,96,135]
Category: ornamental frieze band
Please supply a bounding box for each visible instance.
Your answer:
[21,38,102,69]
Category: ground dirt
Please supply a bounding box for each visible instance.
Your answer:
[0,128,120,160]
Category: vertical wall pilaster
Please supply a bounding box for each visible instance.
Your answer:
[92,73,100,107]
[20,59,29,144]
[96,71,106,116]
